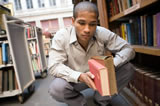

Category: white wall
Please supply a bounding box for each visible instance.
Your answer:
[8,0,73,29]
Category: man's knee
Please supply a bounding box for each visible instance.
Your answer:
[48,78,70,100]
[116,62,135,78]
[123,62,135,79]
[116,62,135,91]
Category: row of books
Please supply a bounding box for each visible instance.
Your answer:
[107,0,141,17]
[0,42,12,65]
[0,68,17,93]
[28,40,42,73]
[112,12,160,46]
[129,67,160,105]
[25,27,36,39]
[31,58,42,73]
[28,41,38,55]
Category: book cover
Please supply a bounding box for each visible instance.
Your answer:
[0,45,2,65]
[88,56,117,96]
[3,70,8,91]
[8,69,15,91]
[143,71,159,105]
[2,43,8,64]
[156,12,160,47]
[154,76,160,105]
[0,70,2,93]
[146,15,153,46]
[126,23,132,44]
[153,14,157,46]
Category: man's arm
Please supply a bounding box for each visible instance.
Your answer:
[48,30,81,83]
[98,27,135,67]
[107,33,135,67]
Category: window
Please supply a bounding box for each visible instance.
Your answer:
[63,17,72,27]
[38,0,45,8]
[26,0,33,9]
[60,0,67,7]
[14,0,22,10]
[28,21,36,26]
[2,0,8,2]
[41,19,59,32]
[49,0,56,6]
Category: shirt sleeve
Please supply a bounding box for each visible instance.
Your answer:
[107,33,135,67]
[99,27,135,67]
[48,30,82,83]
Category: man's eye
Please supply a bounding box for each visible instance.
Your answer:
[79,22,85,25]
[89,23,97,26]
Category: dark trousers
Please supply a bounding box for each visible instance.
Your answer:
[48,62,135,106]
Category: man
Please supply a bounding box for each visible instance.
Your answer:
[48,1,135,106]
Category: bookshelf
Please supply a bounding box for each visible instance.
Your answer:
[73,0,160,105]
[0,14,35,103]
[97,0,160,105]
[132,45,160,56]
[96,0,160,56]
[34,27,48,78]
[25,25,48,78]
[109,0,158,22]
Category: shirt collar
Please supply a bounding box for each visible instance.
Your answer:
[69,26,77,44]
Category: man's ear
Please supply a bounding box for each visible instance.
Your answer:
[72,17,75,25]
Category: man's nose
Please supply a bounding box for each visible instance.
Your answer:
[84,25,90,33]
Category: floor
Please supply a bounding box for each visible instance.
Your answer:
[0,75,134,106]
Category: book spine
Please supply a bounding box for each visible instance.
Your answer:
[156,12,160,47]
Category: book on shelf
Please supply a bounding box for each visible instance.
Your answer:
[111,11,160,47]
[0,70,2,93]
[0,44,2,65]
[3,70,8,91]
[8,69,15,91]
[146,15,153,46]
[156,12,160,47]
[131,66,160,105]
[154,76,160,105]
[2,43,8,64]
[143,72,155,105]
[88,55,117,96]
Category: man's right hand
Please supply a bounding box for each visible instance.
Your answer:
[78,72,97,90]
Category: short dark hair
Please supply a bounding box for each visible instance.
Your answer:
[73,1,99,19]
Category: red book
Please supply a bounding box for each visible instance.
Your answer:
[88,56,117,96]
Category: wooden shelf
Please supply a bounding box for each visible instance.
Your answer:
[109,0,158,22]
[132,45,160,56]
[0,64,13,69]
[0,89,20,98]
[0,35,7,38]
[27,37,36,41]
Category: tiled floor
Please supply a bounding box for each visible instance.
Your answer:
[0,75,133,106]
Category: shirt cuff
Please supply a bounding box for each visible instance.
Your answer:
[113,57,121,67]
[70,71,82,83]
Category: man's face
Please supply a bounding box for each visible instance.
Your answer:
[72,11,97,45]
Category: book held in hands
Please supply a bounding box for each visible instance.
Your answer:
[88,55,117,96]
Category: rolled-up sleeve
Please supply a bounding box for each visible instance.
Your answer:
[107,33,135,67]
[97,27,135,67]
[48,31,82,83]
